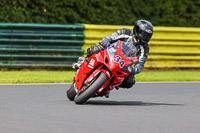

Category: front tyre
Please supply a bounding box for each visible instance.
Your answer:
[66,83,77,101]
[74,72,109,104]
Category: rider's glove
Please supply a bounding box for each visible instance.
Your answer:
[101,40,110,47]
[132,67,137,75]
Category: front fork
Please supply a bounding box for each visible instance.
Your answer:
[97,73,115,94]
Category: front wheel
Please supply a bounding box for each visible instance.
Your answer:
[66,83,77,101]
[74,72,109,104]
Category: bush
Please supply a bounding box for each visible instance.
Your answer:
[0,0,200,27]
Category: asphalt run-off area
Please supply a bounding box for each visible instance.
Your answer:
[0,82,200,133]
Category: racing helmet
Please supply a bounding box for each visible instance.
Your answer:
[133,20,153,44]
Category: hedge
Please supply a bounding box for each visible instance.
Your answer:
[0,0,200,27]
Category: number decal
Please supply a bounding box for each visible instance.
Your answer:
[114,55,121,62]
[119,60,125,68]
[114,55,125,68]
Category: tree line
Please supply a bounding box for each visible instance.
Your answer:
[0,0,200,27]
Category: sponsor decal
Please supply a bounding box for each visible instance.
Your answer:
[88,58,95,69]
[88,65,94,69]
[105,71,110,78]
[98,87,104,92]
[96,57,99,62]
[88,76,93,83]
[89,59,95,66]
[94,71,100,77]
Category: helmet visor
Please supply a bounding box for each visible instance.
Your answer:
[135,25,153,43]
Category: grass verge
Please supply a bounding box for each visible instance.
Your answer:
[0,71,200,84]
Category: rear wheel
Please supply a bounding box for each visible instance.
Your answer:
[74,72,109,104]
[66,83,77,101]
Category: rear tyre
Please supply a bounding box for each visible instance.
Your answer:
[74,72,109,104]
[66,83,77,101]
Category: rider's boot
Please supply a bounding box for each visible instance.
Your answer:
[104,92,110,98]
[72,57,85,70]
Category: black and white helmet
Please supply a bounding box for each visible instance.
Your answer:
[133,20,153,44]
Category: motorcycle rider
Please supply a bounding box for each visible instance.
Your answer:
[73,19,153,89]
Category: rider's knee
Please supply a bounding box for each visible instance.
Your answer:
[119,75,135,88]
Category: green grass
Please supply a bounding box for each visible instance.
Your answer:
[0,71,75,84]
[0,71,200,84]
[135,71,200,82]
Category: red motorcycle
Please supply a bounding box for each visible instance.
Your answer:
[66,40,138,104]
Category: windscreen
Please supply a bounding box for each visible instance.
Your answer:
[121,42,137,58]
[107,41,137,59]
[107,41,118,60]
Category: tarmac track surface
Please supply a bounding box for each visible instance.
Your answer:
[0,82,200,133]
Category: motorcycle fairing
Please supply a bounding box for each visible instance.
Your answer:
[74,40,138,94]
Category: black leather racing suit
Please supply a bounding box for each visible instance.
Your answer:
[87,28,150,88]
